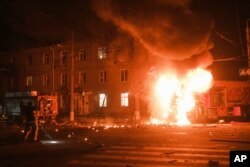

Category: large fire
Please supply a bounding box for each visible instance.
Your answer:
[149,68,213,125]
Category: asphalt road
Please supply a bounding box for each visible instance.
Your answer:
[1,122,250,167]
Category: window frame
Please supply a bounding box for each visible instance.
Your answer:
[61,73,68,85]
[120,69,128,82]
[99,70,107,83]
[79,49,86,61]
[98,47,107,60]
[121,92,129,107]
[99,93,107,107]
[42,74,49,86]
[26,75,33,86]
[61,51,68,65]
[79,71,86,84]
[42,53,50,65]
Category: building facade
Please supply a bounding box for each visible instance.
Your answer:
[1,39,250,122]
[0,40,150,120]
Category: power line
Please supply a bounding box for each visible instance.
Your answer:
[213,55,247,62]
[214,31,237,45]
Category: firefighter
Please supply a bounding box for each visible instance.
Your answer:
[23,102,39,142]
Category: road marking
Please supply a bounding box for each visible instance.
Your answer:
[172,132,187,135]
[102,150,229,159]
[74,160,186,167]
[83,154,229,166]
[71,145,229,167]
[111,145,229,153]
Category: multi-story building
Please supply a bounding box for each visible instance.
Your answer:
[0,39,150,120]
[1,39,250,122]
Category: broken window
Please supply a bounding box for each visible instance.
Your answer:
[99,93,107,107]
[98,47,107,60]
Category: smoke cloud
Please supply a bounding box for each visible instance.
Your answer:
[92,0,213,67]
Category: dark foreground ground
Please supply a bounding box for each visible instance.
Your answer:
[1,120,250,167]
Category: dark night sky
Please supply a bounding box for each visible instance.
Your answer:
[190,0,250,80]
[0,0,250,80]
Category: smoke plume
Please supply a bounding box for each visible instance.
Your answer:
[92,0,213,67]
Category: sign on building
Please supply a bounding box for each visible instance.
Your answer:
[239,68,250,76]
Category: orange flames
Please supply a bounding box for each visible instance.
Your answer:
[149,68,213,125]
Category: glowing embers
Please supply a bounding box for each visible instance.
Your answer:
[151,68,213,125]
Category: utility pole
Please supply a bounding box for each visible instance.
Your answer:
[70,31,75,121]
[49,47,55,94]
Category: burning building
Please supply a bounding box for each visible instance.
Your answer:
[91,0,215,124]
[0,0,250,124]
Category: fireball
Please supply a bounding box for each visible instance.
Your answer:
[150,68,213,125]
